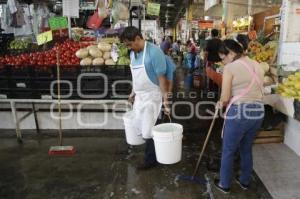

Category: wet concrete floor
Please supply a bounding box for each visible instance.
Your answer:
[0,66,273,199]
[0,130,272,199]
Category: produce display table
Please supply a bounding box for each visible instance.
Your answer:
[0,99,129,143]
[0,64,132,99]
[204,67,296,117]
[263,94,295,118]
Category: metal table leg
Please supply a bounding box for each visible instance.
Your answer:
[10,101,22,143]
[32,103,40,134]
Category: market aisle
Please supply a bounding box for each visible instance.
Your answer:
[0,68,272,199]
[0,131,271,199]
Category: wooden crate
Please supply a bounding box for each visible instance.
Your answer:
[254,129,284,144]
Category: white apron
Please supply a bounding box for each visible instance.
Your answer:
[130,42,162,139]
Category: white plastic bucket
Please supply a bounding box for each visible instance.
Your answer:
[152,123,183,164]
[123,111,145,145]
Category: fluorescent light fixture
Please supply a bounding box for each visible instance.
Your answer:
[167,3,175,7]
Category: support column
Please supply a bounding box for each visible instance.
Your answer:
[222,0,228,36]
[248,0,253,32]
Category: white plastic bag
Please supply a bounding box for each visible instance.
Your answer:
[97,0,108,18]
[112,2,129,23]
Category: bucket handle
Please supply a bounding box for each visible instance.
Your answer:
[165,113,177,141]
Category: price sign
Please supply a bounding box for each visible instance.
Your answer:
[36,31,53,45]
[147,3,160,16]
[49,17,68,30]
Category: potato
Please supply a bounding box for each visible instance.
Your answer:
[103,52,111,60]
[98,42,112,52]
[75,48,89,59]
[89,48,103,58]
[87,45,98,51]
[92,58,105,65]
[80,57,92,66]
[105,59,115,65]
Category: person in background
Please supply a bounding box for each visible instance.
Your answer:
[184,39,197,71]
[214,39,265,194]
[236,34,250,54]
[205,29,222,64]
[160,37,165,49]
[186,39,196,55]
[165,56,176,93]
[160,36,172,55]
[163,43,177,94]
[198,31,207,53]
[205,31,210,40]
[120,26,170,170]
[172,40,181,56]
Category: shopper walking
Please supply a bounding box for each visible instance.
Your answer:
[160,36,172,55]
[120,26,170,170]
[205,29,222,64]
[184,39,197,71]
[214,39,265,193]
[172,40,181,56]
[198,31,207,53]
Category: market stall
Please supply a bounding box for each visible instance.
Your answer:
[268,0,300,156]
[0,0,134,141]
[203,0,300,154]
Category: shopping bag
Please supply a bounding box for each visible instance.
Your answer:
[86,10,104,29]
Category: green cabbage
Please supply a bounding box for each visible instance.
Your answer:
[117,57,130,65]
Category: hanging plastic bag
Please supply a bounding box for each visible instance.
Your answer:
[86,9,104,29]
[112,2,129,23]
[98,0,108,18]
[10,6,25,27]
[98,7,108,18]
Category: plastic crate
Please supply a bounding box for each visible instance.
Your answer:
[60,66,81,79]
[0,64,131,99]
[0,79,10,89]
[0,66,9,78]
[33,66,56,79]
[8,89,40,99]
[0,89,9,98]
[8,78,34,89]
[7,65,34,78]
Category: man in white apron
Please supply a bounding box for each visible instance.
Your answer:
[120,26,170,170]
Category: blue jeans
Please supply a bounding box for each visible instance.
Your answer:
[220,103,265,188]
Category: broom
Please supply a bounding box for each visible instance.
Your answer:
[48,51,75,155]
[176,107,219,184]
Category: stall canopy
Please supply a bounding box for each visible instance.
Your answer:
[201,0,282,26]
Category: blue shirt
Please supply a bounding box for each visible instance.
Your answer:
[160,40,171,53]
[131,42,166,85]
[165,55,176,81]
